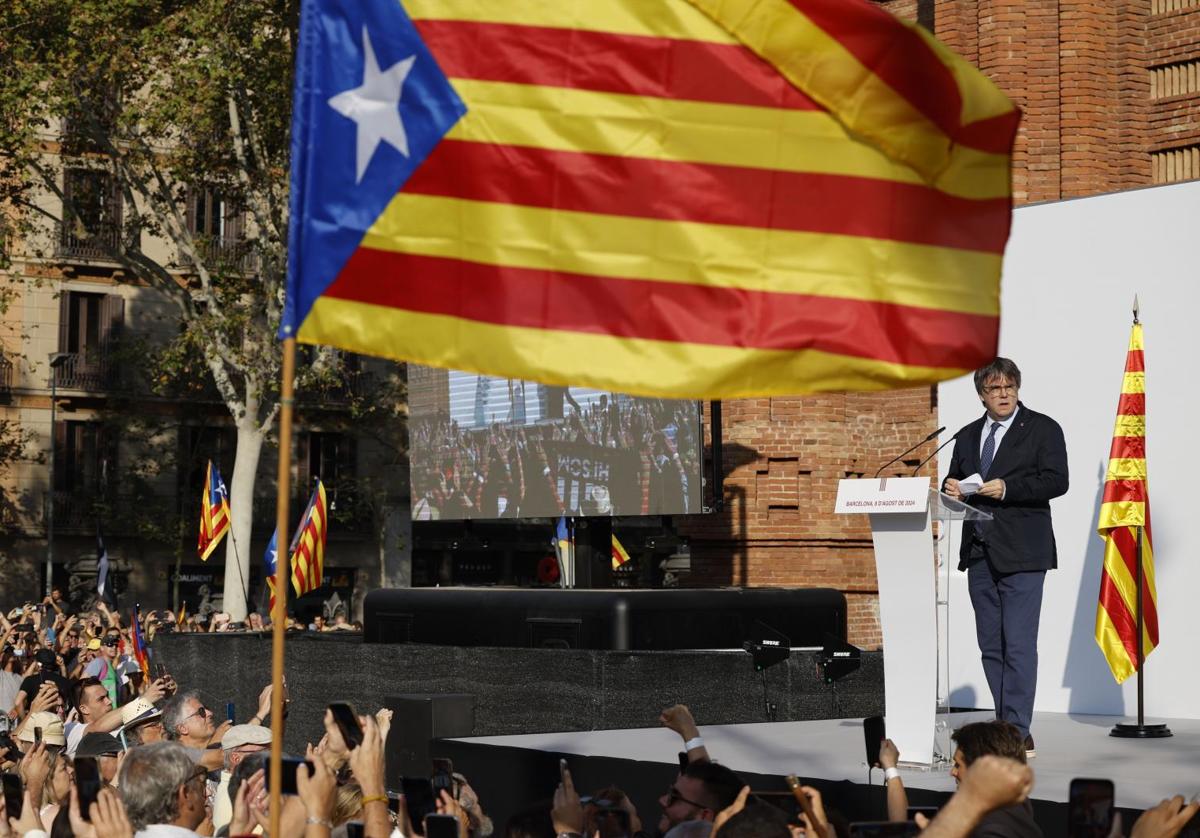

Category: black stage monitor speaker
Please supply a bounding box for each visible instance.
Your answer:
[383,694,475,788]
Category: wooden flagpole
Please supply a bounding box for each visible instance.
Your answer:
[268,337,297,835]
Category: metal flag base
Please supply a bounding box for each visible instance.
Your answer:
[1110,722,1172,739]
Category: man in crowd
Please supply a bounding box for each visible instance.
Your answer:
[210,723,271,832]
[658,760,745,834]
[119,741,210,837]
[121,696,168,746]
[948,720,1041,837]
[162,690,228,772]
[69,673,173,755]
[12,648,71,717]
[83,628,124,706]
[944,358,1068,756]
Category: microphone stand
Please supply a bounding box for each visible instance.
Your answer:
[911,432,960,477]
[874,426,945,478]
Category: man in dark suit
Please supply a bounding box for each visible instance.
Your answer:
[944,358,1068,756]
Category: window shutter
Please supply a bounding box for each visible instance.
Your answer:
[100,293,124,348]
[224,202,244,243]
[57,292,71,353]
[185,187,197,235]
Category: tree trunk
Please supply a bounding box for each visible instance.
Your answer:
[221,420,264,621]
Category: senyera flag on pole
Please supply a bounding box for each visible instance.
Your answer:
[1094,321,1158,684]
[283,0,1020,397]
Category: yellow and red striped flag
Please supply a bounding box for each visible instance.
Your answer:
[611,533,632,571]
[197,460,231,561]
[289,0,1019,398]
[1094,321,1158,684]
[290,480,329,598]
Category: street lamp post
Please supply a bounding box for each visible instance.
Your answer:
[46,352,70,598]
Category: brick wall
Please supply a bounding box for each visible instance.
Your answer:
[680,0,1200,648]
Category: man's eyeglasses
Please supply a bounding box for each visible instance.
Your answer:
[180,704,211,725]
[981,384,1017,395]
[663,786,709,810]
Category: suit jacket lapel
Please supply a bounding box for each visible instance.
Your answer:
[966,416,985,474]
[989,404,1033,476]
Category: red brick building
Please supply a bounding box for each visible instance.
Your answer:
[682,0,1200,648]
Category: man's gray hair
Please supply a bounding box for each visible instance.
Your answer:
[161,690,201,740]
[118,741,196,830]
[973,357,1022,394]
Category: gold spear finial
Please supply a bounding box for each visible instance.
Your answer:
[1132,294,1140,325]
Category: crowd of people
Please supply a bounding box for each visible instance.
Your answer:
[2,594,1199,838]
[409,395,701,520]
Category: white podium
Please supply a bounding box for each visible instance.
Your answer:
[835,477,991,766]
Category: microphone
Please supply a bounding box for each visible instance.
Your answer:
[911,430,960,476]
[874,426,945,478]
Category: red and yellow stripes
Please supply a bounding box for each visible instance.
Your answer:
[290,481,328,598]
[1094,323,1158,684]
[298,0,1019,398]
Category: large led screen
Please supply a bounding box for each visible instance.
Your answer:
[408,367,704,520]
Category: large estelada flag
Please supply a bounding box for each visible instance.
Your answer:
[290,480,329,597]
[1094,321,1158,683]
[283,0,1019,397]
[197,460,231,561]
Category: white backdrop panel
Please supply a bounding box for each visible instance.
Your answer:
[937,182,1200,719]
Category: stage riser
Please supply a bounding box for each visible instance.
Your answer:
[155,634,882,754]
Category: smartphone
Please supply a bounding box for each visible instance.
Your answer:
[279,757,314,796]
[863,715,885,768]
[1068,778,1115,838]
[424,813,460,838]
[226,702,236,724]
[154,662,167,679]
[344,822,365,838]
[1,774,22,820]
[33,726,42,745]
[386,790,403,815]
[849,822,920,837]
[593,807,632,838]
[327,702,363,750]
[906,806,939,821]
[401,776,437,829]
[678,751,689,772]
[431,757,455,798]
[75,757,103,821]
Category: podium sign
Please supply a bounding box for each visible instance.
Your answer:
[835,477,930,514]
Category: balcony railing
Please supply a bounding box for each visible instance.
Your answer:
[57,219,123,261]
[52,352,113,391]
[179,238,259,274]
[44,490,104,535]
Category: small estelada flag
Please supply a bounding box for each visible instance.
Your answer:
[197,460,231,561]
[290,480,329,598]
[611,533,632,571]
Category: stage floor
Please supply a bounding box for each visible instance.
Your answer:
[454,710,1199,811]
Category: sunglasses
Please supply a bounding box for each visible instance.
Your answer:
[663,786,709,810]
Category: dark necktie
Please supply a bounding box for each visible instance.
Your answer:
[980,421,1001,478]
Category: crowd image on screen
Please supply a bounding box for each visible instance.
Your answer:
[409,376,704,521]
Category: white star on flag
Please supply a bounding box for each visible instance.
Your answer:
[328,26,416,183]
